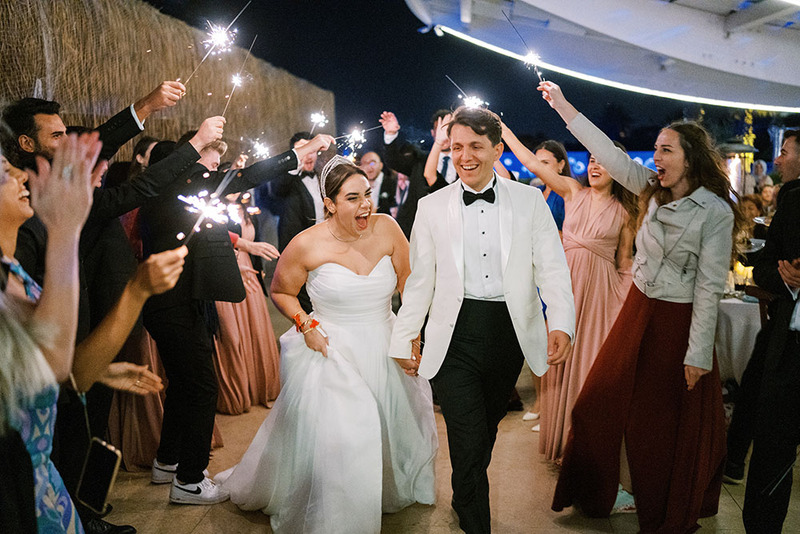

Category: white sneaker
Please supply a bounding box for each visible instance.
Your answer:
[522,411,540,421]
[151,459,209,484]
[151,459,177,484]
[169,476,230,505]
[531,424,540,432]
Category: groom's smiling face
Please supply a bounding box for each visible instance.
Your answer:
[449,124,502,192]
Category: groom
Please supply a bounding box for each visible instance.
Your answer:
[390,106,575,533]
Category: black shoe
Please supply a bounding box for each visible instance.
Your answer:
[722,461,745,485]
[84,517,137,534]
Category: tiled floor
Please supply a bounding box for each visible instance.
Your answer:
[106,303,800,533]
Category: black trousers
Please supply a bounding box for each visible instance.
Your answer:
[431,299,525,534]
[143,301,218,484]
[743,330,800,533]
[726,326,770,468]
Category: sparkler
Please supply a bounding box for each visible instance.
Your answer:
[177,166,240,246]
[310,112,329,134]
[445,75,488,109]
[333,125,383,152]
[502,10,546,83]
[252,141,270,159]
[221,35,258,118]
[460,95,489,109]
[181,1,252,85]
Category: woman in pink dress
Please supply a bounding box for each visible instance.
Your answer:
[502,123,638,462]
[213,193,282,414]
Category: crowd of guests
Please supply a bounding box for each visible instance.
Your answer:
[0,74,798,534]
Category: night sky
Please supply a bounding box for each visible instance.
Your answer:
[144,0,776,156]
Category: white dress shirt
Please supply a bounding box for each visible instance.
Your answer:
[290,170,325,224]
[369,171,384,209]
[461,178,504,301]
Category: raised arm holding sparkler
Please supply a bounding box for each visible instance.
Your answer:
[500,120,582,201]
[423,113,452,187]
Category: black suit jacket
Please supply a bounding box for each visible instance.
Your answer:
[15,123,199,341]
[375,169,398,215]
[141,150,298,311]
[383,134,445,238]
[753,186,800,364]
[268,171,318,252]
[95,106,145,163]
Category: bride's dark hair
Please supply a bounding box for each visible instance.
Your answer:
[321,160,368,219]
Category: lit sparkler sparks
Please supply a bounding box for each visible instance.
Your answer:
[445,75,488,109]
[203,22,237,56]
[252,141,270,159]
[460,94,489,109]
[176,166,241,245]
[230,74,243,87]
[180,1,252,85]
[502,10,546,83]
[179,191,230,225]
[333,125,382,152]
[310,112,329,134]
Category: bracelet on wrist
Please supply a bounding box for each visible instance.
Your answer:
[293,311,308,332]
[300,319,320,335]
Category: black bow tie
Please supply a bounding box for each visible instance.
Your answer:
[299,171,315,179]
[463,188,495,206]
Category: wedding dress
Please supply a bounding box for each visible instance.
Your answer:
[217,255,437,533]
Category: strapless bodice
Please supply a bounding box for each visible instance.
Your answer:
[307,255,396,324]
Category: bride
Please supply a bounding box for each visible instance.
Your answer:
[217,157,437,533]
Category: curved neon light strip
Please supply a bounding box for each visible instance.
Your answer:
[437,25,800,114]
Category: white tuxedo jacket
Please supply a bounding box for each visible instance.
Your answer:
[389,177,575,379]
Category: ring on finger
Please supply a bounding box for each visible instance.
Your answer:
[61,164,74,179]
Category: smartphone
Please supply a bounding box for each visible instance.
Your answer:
[76,437,122,515]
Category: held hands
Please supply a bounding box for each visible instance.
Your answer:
[394,357,419,377]
[684,365,710,391]
[379,111,400,135]
[98,362,163,395]
[778,259,800,290]
[134,81,186,121]
[190,116,226,153]
[29,132,102,235]
[546,330,572,365]
[393,336,423,377]
[131,246,188,298]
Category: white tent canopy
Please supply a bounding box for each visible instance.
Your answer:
[405,0,800,112]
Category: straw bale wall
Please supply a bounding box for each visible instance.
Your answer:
[0,0,335,160]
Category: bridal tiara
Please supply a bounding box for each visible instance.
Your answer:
[319,154,354,198]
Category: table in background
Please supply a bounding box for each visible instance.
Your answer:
[715,297,761,384]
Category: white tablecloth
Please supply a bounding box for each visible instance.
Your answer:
[715,298,761,384]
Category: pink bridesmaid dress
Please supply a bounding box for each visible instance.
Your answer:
[540,187,632,461]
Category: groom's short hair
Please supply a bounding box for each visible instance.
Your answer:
[448,106,502,146]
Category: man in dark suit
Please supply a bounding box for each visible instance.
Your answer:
[736,130,800,533]
[379,109,455,238]
[725,130,800,489]
[140,128,332,504]
[359,151,398,215]
[264,131,325,313]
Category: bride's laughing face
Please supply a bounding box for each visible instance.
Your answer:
[327,174,372,233]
